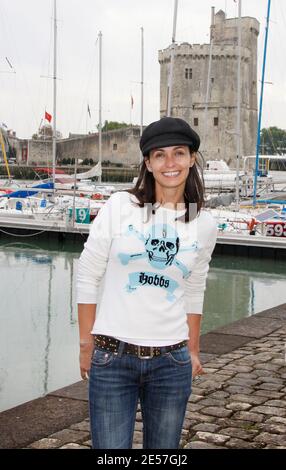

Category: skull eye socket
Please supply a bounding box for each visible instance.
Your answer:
[166,242,175,250]
[151,239,159,246]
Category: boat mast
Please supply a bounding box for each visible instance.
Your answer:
[253,0,272,206]
[98,31,102,184]
[203,7,215,155]
[167,0,179,117]
[235,0,242,212]
[0,128,11,180]
[140,26,144,164]
[52,0,57,194]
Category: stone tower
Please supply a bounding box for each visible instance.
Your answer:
[159,9,260,164]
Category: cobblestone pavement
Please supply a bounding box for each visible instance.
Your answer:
[28,326,286,450]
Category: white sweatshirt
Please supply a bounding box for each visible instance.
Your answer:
[76,191,217,346]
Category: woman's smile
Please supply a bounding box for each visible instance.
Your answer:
[161,171,181,178]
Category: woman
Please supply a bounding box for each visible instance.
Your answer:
[77,117,217,449]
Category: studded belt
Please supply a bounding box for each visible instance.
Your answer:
[94,334,188,359]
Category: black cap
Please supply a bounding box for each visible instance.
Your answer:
[140,117,200,156]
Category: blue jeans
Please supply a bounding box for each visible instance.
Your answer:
[88,343,192,449]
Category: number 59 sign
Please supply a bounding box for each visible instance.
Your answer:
[266,222,286,237]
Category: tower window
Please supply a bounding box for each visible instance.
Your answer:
[113,143,117,151]
[194,118,199,126]
[211,77,215,84]
[185,68,192,79]
[214,117,219,126]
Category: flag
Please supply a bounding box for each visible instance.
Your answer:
[87,104,91,119]
[131,95,134,109]
[45,111,52,123]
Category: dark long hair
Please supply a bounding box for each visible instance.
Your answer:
[126,149,205,223]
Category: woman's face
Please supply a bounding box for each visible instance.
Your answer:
[145,145,196,191]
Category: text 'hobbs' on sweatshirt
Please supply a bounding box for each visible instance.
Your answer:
[76,191,218,345]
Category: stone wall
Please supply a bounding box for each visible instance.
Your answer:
[27,140,52,165]
[26,127,142,166]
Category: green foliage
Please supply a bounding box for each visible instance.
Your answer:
[260,127,286,155]
[99,120,130,132]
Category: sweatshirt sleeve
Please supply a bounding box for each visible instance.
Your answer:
[184,213,217,315]
[76,195,115,304]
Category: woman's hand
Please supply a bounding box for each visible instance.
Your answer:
[79,343,94,380]
[187,314,204,379]
[190,352,204,379]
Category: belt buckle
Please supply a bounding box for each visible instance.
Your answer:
[138,346,154,359]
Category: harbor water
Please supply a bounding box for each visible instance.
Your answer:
[1,237,286,413]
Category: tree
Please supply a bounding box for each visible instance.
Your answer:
[260,127,286,155]
[98,120,130,132]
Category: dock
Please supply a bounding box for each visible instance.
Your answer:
[215,232,286,258]
[0,215,286,257]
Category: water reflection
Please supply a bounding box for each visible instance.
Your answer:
[0,240,81,412]
[0,238,286,412]
[202,256,286,334]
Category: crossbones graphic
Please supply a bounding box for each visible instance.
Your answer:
[118,224,198,279]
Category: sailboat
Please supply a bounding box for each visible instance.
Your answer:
[0,2,106,228]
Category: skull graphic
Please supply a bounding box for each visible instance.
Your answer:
[145,224,179,269]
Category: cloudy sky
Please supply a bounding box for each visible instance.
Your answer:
[0,0,285,139]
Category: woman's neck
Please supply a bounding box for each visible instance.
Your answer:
[155,186,185,208]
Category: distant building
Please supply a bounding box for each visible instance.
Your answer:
[0,128,28,163]
[159,9,260,164]
[26,126,142,166]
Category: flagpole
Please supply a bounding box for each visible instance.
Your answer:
[38,118,43,134]
[52,0,57,194]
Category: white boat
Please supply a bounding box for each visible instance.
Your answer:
[0,191,105,223]
[204,160,245,190]
[211,205,286,238]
